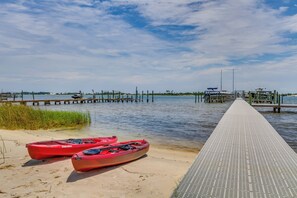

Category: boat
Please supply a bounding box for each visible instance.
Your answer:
[71,91,83,99]
[249,88,273,103]
[204,87,234,103]
[26,136,117,160]
[71,139,149,172]
[0,92,13,101]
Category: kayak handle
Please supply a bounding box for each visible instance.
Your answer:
[74,154,82,160]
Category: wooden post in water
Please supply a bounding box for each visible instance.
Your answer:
[101,90,104,103]
[147,90,149,103]
[195,93,197,103]
[135,87,138,103]
[248,92,252,105]
[152,91,154,103]
[112,90,115,102]
[281,94,284,104]
[278,94,281,113]
[21,90,24,101]
[141,91,144,102]
[92,89,95,99]
[273,90,277,104]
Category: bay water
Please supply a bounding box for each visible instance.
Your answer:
[25,95,297,151]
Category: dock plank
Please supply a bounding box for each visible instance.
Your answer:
[174,99,297,197]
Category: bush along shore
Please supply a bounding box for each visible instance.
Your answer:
[0,104,91,130]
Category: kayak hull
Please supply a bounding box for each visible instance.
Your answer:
[26,136,117,160]
[72,140,149,172]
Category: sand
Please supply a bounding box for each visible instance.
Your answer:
[0,129,197,198]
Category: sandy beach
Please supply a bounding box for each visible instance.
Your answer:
[0,129,197,198]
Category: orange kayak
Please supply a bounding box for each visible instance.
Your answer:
[26,136,117,160]
[71,139,149,172]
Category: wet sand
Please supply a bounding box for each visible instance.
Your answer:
[0,129,197,198]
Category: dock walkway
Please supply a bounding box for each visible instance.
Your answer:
[174,98,297,197]
[252,103,297,113]
[0,98,138,106]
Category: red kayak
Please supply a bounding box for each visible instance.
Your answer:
[26,136,117,160]
[72,139,149,172]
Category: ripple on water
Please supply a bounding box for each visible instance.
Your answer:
[39,96,297,152]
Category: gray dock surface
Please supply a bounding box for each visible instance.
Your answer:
[174,99,297,198]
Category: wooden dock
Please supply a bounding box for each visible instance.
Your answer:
[0,98,139,106]
[252,103,297,113]
[174,98,297,197]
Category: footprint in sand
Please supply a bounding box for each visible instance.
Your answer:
[0,164,15,170]
[50,169,59,174]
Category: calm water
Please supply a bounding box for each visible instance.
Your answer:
[256,96,297,152]
[24,95,297,151]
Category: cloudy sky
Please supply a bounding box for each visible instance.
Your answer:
[0,0,297,93]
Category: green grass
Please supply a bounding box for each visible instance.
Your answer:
[0,104,91,130]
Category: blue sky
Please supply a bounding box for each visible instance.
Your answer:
[0,0,297,93]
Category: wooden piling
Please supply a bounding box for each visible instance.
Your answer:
[274,90,277,104]
[195,93,197,103]
[281,95,284,104]
[142,91,144,102]
[152,91,154,103]
[248,92,252,105]
[147,90,149,103]
[101,90,104,103]
[278,94,281,113]
[135,87,138,103]
[32,92,35,100]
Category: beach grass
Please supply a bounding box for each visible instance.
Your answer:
[0,104,91,130]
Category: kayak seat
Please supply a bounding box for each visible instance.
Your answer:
[67,139,83,144]
[120,145,132,150]
[83,149,101,155]
[84,140,95,144]
[109,149,119,153]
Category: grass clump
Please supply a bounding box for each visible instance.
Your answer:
[0,104,91,130]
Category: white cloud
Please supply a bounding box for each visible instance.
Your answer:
[0,0,297,92]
